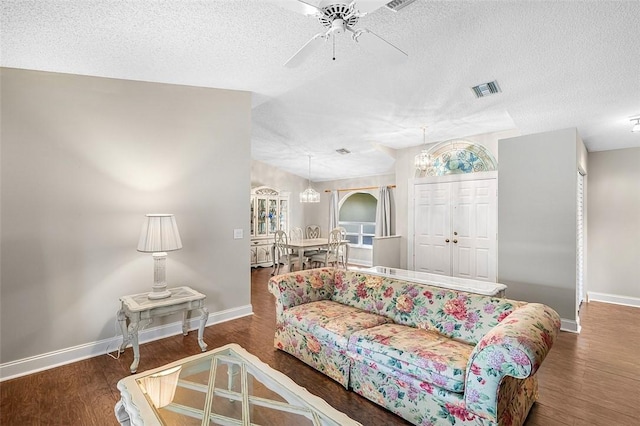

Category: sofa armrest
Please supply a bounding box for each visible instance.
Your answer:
[463,303,560,421]
[267,268,337,318]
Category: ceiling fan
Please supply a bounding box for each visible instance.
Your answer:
[277,0,408,67]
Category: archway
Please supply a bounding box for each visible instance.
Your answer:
[415,139,498,178]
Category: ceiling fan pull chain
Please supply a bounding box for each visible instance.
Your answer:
[333,35,336,61]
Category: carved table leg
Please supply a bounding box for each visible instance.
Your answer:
[128,321,140,374]
[114,399,131,426]
[117,309,129,353]
[198,306,209,352]
[182,310,189,336]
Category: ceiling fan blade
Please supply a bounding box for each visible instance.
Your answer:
[353,0,390,13]
[271,0,322,16]
[354,28,408,62]
[284,33,326,68]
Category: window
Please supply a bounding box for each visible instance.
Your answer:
[339,193,377,248]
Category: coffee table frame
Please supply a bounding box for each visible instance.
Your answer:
[115,343,361,426]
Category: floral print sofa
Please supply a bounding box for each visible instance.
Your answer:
[268,268,560,426]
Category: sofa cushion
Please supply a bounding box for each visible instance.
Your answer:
[348,323,474,393]
[333,269,525,345]
[282,300,391,348]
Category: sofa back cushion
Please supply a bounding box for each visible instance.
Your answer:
[332,270,525,345]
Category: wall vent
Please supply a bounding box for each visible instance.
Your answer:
[472,80,502,98]
[385,0,417,12]
[336,148,351,155]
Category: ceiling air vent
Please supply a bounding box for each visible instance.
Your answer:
[472,80,502,98]
[385,0,417,12]
[336,148,351,155]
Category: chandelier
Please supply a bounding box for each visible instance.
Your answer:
[414,127,431,172]
[300,155,320,203]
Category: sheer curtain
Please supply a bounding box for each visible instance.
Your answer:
[375,186,392,237]
[328,190,339,231]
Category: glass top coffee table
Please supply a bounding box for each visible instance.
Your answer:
[115,343,361,426]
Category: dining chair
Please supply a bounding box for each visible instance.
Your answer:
[273,230,303,274]
[303,224,322,257]
[290,227,303,243]
[335,226,348,268]
[305,225,321,239]
[309,228,343,269]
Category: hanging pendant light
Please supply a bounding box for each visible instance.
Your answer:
[414,127,431,172]
[300,155,320,203]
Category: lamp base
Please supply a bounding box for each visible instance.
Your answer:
[148,252,172,299]
[148,289,172,300]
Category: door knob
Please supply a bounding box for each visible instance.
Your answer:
[445,239,450,243]
[453,239,458,243]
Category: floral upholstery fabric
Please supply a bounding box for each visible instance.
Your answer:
[268,268,336,317]
[350,358,538,426]
[274,323,352,387]
[281,300,391,347]
[464,303,560,421]
[348,324,473,393]
[268,268,560,425]
[332,270,526,345]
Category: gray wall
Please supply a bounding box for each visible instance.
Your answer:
[0,68,252,363]
[497,128,586,323]
[587,148,640,300]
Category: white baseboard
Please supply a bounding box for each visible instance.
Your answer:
[587,292,640,308]
[0,304,253,382]
[560,318,581,334]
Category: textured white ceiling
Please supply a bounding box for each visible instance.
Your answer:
[2,0,639,181]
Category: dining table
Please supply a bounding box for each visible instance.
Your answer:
[271,237,349,275]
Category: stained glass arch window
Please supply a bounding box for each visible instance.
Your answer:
[415,139,498,177]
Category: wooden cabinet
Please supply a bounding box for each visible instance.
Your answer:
[251,187,289,267]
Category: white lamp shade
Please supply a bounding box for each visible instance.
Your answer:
[137,214,183,253]
[139,365,182,408]
[300,187,320,203]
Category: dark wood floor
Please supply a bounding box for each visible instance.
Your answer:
[1,267,639,425]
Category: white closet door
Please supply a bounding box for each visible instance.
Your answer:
[452,179,497,282]
[414,183,451,274]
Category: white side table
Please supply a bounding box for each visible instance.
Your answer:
[117,286,208,373]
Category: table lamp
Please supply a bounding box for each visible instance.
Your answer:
[137,214,182,299]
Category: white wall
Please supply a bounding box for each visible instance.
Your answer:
[0,68,252,368]
[587,148,640,304]
[497,128,586,326]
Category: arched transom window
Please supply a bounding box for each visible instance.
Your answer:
[415,139,498,177]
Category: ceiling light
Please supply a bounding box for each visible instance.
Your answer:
[631,118,640,133]
[336,148,351,155]
[414,127,430,172]
[300,155,320,203]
